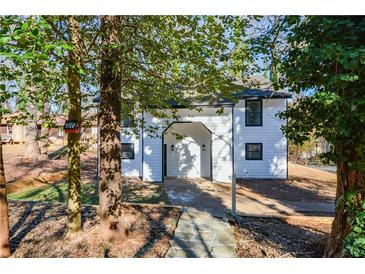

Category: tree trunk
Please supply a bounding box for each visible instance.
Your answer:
[39,101,50,155]
[324,158,364,257]
[0,115,11,258]
[66,16,82,235]
[24,102,41,159]
[99,16,126,241]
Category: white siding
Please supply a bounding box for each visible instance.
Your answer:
[140,108,233,182]
[234,99,288,179]
[142,114,164,182]
[168,108,233,182]
[121,129,142,177]
[121,99,287,182]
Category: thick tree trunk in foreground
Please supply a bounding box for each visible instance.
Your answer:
[324,158,364,257]
[99,16,126,241]
[39,126,50,155]
[0,118,11,258]
[66,16,82,234]
[39,101,50,155]
[24,102,41,159]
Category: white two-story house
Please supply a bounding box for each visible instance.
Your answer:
[117,78,291,183]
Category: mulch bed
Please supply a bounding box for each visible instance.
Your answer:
[9,201,181,258]
[232,215,331,258]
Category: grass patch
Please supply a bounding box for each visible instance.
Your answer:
[8,178,169,205]
[8,180,99,205]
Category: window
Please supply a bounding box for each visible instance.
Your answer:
[245,143,263,160]
[7,125,12,134]
[245,100,262,126]
[122,117,134,128]
[121,143,134,159]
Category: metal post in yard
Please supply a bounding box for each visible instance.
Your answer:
[232,172,236,216]
[96,106,100,182]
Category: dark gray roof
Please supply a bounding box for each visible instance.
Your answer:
[92,76,291,107]
[233,88,291,99]
[230,75,291,99]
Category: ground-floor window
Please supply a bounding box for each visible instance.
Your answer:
[245,143,263,160]
[121,143,134,159]
[7,124,13,134]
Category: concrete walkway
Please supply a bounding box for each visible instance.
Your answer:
[165,208,236,258]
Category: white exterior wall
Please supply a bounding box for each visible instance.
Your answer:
[121,129,143,177]
[142,114,164,182]
[136,108,233,182]
[233,99,288,179]
[171,109,233,182]
[120,99,287,182]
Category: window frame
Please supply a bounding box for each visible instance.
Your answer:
[7,124,12,134]
[121,143,135,160]
[245,143,263,160]
[245,99,263,127]
[121,117,134,128]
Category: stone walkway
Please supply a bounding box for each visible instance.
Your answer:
[165,208,236,258]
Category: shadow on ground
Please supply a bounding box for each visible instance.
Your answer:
[233,215,330,258]
[8,201,179,258]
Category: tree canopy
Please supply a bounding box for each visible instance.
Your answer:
[259,16,365,257]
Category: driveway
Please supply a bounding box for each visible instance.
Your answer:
[165,177,227,216]
[164,176,335,217]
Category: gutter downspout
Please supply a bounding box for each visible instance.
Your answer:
[231,106,236,216]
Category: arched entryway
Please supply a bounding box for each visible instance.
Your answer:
[162,122,212,181]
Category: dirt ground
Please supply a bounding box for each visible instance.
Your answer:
[122,177,169,204]
[9,201,181,258]
[5,144,336,207]
[3,144,96,183]
[233,215,331,258]
[237,162,336,203]
[4,145,337,258]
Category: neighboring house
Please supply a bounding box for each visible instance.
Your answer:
[0,113,26,143]
[117,78,291,183]
[1,113,98,146]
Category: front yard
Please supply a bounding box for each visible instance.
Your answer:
[8,177,168,205]
[9,201,180,258]
[4,144,336,257]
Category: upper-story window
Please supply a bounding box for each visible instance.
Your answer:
[122,117,134,128]
[245,99,263,126]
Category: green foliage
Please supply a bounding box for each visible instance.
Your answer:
[273,16,365,163]
[96,16,255,136]
[259,16,365,255]
[0,16,69,125]
[2,16,255,137]
[263,16,365,170]
[344,191,365,257]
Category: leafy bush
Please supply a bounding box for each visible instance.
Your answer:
[344,191,365,257]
